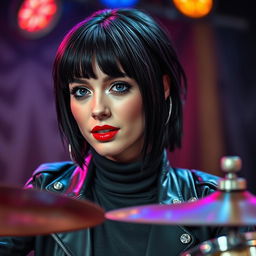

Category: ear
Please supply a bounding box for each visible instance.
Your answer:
[163,74,170,100]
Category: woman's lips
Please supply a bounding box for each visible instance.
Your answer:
[91,125,120,142]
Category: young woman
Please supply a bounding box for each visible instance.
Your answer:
[0,8,225,256]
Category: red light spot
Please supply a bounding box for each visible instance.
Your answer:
[17,0,57,33]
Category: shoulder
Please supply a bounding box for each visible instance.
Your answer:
[25,161,77,190]
[169,167,219,201]
[190,169,219,188]
[161,151,219,195]
[25,154,93,196]
[34,161,75,174]
[174,168,219,189]
[159,153,220,203]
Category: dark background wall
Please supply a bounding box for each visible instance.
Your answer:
[0,0,255,192]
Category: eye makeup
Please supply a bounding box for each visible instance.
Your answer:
[70,86,91,99]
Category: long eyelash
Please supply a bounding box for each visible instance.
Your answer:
[111,82,131,94]
[70,87,80,95]
[70,86,90,99]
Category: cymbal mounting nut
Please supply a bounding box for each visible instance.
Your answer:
[220,156,242,173]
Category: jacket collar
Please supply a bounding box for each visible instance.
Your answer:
[46,150,186,205]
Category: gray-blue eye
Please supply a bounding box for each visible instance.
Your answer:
[71,87,90,98]
[111,82,131,94]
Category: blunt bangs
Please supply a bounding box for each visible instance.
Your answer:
[57,27,124,88]
[57,11,159,88]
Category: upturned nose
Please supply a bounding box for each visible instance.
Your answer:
[91,95,111,120]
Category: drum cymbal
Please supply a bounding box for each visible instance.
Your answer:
[0,185,105,236]
[106,190,256,226]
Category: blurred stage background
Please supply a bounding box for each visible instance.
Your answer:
[0,0,255,192]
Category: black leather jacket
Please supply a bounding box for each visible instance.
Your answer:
[0,152,224,256]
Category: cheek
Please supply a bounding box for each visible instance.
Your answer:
[70,102,91,142]
[119,96,144,124]
[70,102,79,121]
[70,101,87,126]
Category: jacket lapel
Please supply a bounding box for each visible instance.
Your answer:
[52,229,92,256]
[51,154,93,256]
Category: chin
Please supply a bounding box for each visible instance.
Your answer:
[93,144,122,159]
[94,144,136,162]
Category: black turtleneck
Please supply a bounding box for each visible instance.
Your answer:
[88,150,162,256]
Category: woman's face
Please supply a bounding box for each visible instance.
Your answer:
[69,62,145,163]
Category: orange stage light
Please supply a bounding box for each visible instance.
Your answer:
[173,0,214,18]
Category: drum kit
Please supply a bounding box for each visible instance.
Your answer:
[0,156,256,255]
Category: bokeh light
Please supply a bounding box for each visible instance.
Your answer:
[100,0,139,8]
[173,0,214,18]
[17,0,58,33]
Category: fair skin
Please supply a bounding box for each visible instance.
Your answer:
[69,62,145,163]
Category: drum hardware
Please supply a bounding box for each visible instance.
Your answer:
[106,156,256,255]
[181,231,256,256]
[0,185,105,236]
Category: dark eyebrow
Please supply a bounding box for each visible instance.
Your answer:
[102,74,127,83]
[71,73,128,84]
[71,78,88,84]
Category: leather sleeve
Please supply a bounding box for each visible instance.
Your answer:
[190,169,219,198]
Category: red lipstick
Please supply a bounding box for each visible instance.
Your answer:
[91,125,120,142]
